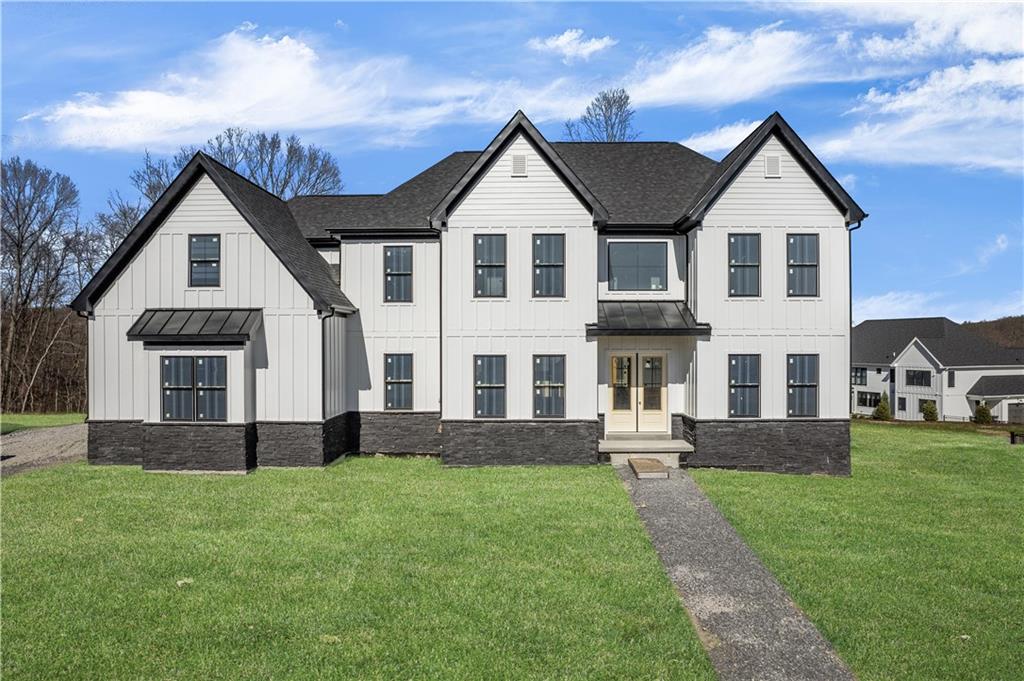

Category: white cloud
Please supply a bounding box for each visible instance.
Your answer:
[236,20,257,32]
[526,29,617,64]
[953,233,1010,276]
[816,58,1024,173]
[800,2,1023,60]
[627,23,870,109]
[19,30,589,151]
[334,19,348,30]
[853,289,1024,324]
[679,119,758,155]
[837,173,857,190]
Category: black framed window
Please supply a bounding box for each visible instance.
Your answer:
[161,356,226,422]
[728,234,760,297]
[474,235,506,298]
[384,354,413,410]
[851,367,867,386]
[787,354,818,417]
[189,235,220,287]
[533,355,565,418]
[948,370,956,388]
[533,235,565,297]
[474,355,506,418]
[728,354,760,418]
[608,242,667,291]
[857,391,881,408]
[384,246,413,302]
[906,370,931,387]
[898,397,907,411]
[787,234,819,297]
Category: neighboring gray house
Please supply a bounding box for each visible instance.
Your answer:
[72,111,866,474]
[851,317,1024,422]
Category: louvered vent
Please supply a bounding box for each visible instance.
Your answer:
[511,154,528,177]
[764,154,781,178]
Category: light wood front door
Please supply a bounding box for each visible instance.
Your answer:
[638,354,667,433]
[607,352,668,434]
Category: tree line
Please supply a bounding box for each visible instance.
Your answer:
[1,90,637,415]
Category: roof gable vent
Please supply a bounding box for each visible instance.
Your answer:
[764,154,781,178]
[511,154,528,177]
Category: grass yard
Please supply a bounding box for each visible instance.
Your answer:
[1,458,714,680]
[693,421,1024,681]
[0,412,85,435]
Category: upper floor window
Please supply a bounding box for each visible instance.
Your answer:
[852,367,867,386]
[787,354,818,417]
[162,356,226,422]
[189,235,220,287]
[384,246,413,302]
[384,353,413,410]
[474,235,506,298]
[728,234,760,297]
[608,242,667,291]
[474,355,506,418]
[948,370,956,388]
[533,355,565,418]
[906,369,931,387]
[787,234,818,297]
[728,354,760,418]
[533,234,565,298]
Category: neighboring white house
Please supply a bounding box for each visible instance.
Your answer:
[72,111,866,474]
[851,318,1024,423]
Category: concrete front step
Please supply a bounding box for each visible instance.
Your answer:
[629,457,670,479]
[599,437,692,469]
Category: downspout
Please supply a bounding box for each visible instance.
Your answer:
[848,219,862,418]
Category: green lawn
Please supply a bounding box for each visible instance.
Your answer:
[1,458,714,680]
[0,412,85,434]
[693,421,1024,681]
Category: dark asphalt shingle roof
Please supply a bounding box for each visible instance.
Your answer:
[587,301,710,337]
[852,317,1024,367]
[966,375,1024,397]
[127,308,262,343]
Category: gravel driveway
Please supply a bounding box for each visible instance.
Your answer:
[0,424,87,477]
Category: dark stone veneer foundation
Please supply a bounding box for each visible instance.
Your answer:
[440,420,600,465]
[89,414,849,475]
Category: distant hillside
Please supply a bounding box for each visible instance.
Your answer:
[963,315,1024,348]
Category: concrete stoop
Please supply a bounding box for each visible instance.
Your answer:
[599,437,693,468]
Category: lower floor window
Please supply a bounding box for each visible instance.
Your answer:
[787,354,819,417]
[533,355,565,417]
[162,356,226,421]
[857,391,881,408]
[898,397,907,411]
[474,355,506,418]
[385,354,413,410]
[728,354,760,417]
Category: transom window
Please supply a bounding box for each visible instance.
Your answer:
[474,235,506,298]
[851,367,867,386]
[384,246,413,302]
[161,356,226,421]
[533,355,565,418]
[906,369,931,387]
[384,354,413,410]
[787,354,819,417]
[728,234,760,297]
[474,355,506,418]
[787,234,819,297]
[608,242,667,291]
[728,354,760,418]
[189,235,220,287]
[533,234,565,297]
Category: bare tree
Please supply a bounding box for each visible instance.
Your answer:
[130,128,344,203]
[90,191,146,259]
[563,88,640,142]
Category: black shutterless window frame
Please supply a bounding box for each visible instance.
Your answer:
[532,234,565,298]
[474,235,507,298]
[188,234,221,287]
[728,234,760,297]
[607,241,668,292]
[383,245,413,303]
[160,355,227,422]
[786,234,819,297]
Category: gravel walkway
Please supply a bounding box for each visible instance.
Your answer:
[618,467,854,681]
[0,424,87,477]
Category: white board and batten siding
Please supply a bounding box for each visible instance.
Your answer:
[331,240,441,413]
[442,133,598,420]
[89,173,325,423]
[695,134,851,419]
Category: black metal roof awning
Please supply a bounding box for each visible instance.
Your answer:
[586,301,711,337]
[127,309,263,344]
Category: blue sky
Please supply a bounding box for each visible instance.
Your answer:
[3,2,1022,322]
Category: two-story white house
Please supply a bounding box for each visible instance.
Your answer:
[71,111,866,474]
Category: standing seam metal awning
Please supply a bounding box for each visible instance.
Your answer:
[586,301,711,337]
[126,309,262,343]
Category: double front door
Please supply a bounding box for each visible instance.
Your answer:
[608,353,668,433]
